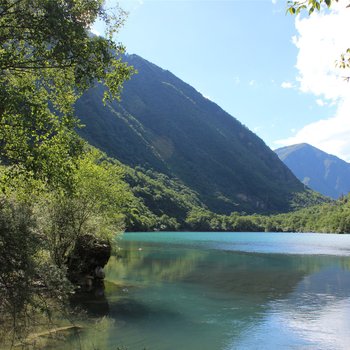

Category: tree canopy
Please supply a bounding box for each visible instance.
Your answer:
[0,0,134,188]
[0,1,136,342]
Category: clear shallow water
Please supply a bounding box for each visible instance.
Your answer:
[66,232,350,350]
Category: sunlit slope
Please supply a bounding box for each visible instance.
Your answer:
[76,54,319,214]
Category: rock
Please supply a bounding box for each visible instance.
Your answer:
[94,266,105,279]
[67,234,111,286]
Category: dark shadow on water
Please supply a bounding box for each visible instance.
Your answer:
[70,280,182,325]
[70,282,110,317]
[108,298,182,322]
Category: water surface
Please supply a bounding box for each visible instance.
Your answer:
[66,232,350,349]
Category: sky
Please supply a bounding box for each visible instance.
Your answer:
[93,0,350,161]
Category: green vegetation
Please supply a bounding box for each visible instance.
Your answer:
[272,194,350,233]
[123,164,206,230]
[0,0,134,344]
[0,0,133,188]
[1,0,350,347]
[183,194,350,233]
[0,147,141,343]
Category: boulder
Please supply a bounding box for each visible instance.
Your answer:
[67,234,111,286]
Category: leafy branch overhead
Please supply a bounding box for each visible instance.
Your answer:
[0,0,133,95]
[287,0,350,76]
[287,0,337,15]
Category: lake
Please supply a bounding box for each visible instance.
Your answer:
[65,232,350,350]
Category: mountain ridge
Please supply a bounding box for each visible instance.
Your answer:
[75,54,323,214]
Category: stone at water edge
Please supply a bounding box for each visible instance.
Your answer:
[67,234,111,287]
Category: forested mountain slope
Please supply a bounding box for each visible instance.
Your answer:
[275,143,350,199]
[75,54,320,214]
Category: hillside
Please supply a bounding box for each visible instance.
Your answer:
[275,143,350,199]
[75,54,320,214]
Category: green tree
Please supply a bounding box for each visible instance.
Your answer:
[186,208,213,231]
[0,1,134,342]
[38,149,132,268]
[0,0,134,188]
[0,195,73,345]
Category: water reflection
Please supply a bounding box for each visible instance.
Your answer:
[234,269,350,349]
[70,282,110,317]
[105,242,206,285]
[64,232,350,350]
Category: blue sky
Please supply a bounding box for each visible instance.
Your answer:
[93,0,350,161]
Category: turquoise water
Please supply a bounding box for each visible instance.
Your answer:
[67,232,350,350]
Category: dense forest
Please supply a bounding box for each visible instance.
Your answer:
[183,194,350,234]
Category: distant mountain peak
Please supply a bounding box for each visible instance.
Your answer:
[275,144,350,199]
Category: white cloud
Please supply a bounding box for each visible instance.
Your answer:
[293,1,350,100]
[276,98,350,161]
[249,79,256,86]
[277,1,350,161]
[90,28,100,36]
[281,81,294,89]
[316,98,326,106]
[272,0,277,4]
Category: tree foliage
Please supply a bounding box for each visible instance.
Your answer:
[0,0,134,188]
[0,0,135,342]
[0,147,146,345]
[0,195,73,345]
[182,194,350,234]
[287,0,336,15]
[0,0,132,92]
[37,149,130,267]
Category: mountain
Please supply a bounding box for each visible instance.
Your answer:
[275,143,350,199]
[75,54,320,214]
